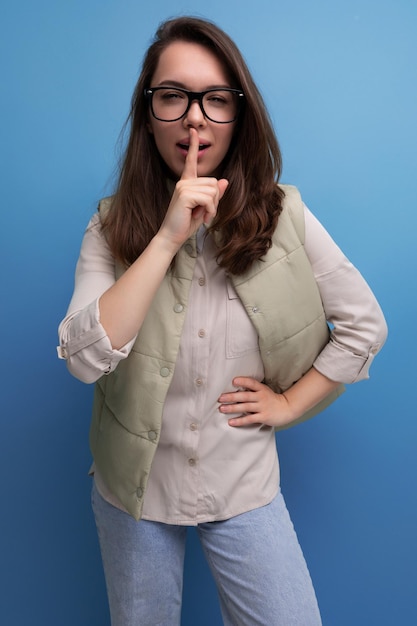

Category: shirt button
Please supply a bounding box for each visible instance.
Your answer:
[173,303,184,313]
[148,430,157,441]
[195,378,203,387]
[198,329,206,338]
[252,306,259,313]
[188,458,197,466]
[160,367,170,377]
[198,277,206,286]
[185,243,194,256]
[136,487,144,499]
[190,423,198,431]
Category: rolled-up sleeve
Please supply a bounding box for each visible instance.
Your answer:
[303,205,388,383]
[57,214,136,383]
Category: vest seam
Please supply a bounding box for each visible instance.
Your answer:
[98,397,159,442]
[232,243,304,284]
[264,313,328,347]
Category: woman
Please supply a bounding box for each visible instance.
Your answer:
[58,16,387,626]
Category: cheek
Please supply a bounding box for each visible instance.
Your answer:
[221,123,235,146]
[151,127,170,159]
[218,129,235,157]
[151,129,183,176]
[151,122,175,151]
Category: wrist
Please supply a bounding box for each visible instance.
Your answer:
[151,231,181,259]
[276,392,300,426]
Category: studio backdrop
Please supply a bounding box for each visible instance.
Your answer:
[1,1,416,624]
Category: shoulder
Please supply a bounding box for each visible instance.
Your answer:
[97,195,115,220]
[277,184,305,243]
[278,183,302,203]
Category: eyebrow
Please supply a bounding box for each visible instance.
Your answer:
[154,79,232,90]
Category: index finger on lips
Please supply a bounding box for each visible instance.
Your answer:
[181,128,199,180]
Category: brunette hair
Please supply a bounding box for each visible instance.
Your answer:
[102,16,285,275]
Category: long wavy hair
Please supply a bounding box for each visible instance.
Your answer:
[102,16,285,275]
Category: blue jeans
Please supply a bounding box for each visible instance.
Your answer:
[92,480,322,625]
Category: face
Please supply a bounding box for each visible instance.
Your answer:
[148,41,237,178]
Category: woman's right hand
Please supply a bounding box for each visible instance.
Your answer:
[157,127,229,251]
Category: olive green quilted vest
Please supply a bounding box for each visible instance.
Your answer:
[90,185,344,519]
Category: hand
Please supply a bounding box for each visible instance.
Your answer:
[218,377,296,429]
[158,128,228,251]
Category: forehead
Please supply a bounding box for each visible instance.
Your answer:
[151,41,231,88]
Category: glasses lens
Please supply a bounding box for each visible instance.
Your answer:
[152,89,188,121]
[151,89,240,123]
[202,90,239,123]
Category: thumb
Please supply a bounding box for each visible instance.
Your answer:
[218,178,229,200]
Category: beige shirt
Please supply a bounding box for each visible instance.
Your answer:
[58,205,387,523]
[140,228,278,524]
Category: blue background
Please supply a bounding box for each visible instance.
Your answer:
[1,0,416,624]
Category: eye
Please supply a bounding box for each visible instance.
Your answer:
[159,89,186,101]
[206,91,231,107]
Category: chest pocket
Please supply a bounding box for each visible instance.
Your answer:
[226,280,260,359]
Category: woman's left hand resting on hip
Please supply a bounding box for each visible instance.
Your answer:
[218,367,340,429]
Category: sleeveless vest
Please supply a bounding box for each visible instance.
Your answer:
[90,185,344,519]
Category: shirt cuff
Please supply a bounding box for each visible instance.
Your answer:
[57,299,135,383]
[313,339,384,384]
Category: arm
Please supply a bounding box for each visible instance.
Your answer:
[58,129,228,382]
[98,128,228,349]
[219,368,340,429]
[219,204,388,428]
[304,205,387,383]
[57,214,131,383]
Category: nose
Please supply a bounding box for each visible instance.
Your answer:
[183,99,206,128]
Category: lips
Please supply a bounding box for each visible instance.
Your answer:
[177,139,210,151]
[178,144,210,151]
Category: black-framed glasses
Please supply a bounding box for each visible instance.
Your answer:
[144,86,244,123]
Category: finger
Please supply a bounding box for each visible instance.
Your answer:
[218,390,247,404]
[218,378,258,404]
[219,399,256,414]
[217,178,229,200]
[228,414,260,427]
[233,376,262,391]
[218,385,250,404]
[181,128,199,180]
[202,179,226,225]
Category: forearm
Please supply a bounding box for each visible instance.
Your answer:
[280,367,340,424]
[99,233,178,349]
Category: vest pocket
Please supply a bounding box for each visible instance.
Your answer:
[226,280,260,358]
